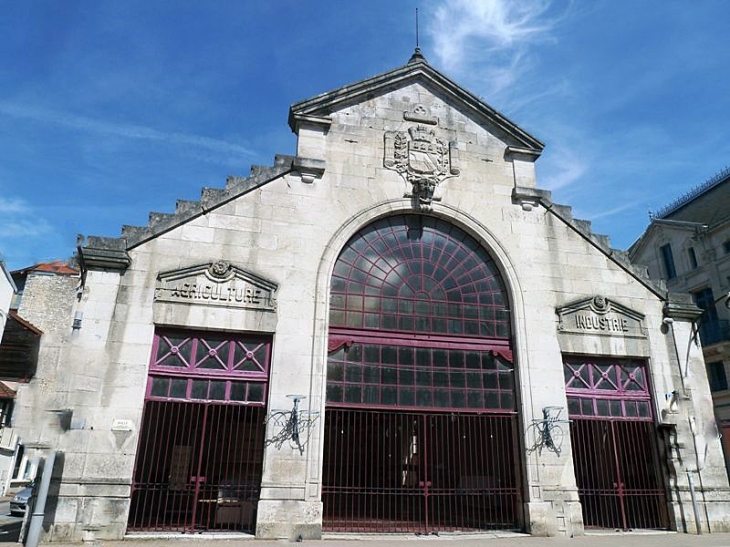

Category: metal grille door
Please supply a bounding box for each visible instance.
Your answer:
[565,356,669,530]
[322,409,521,533]
[570,419,669,530]
[128,400,265,532]
[129,329,270,533]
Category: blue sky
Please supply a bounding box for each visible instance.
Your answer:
[2,0,730,271]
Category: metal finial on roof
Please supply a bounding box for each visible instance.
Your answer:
[408,8,427,64]
[409,47,427,64]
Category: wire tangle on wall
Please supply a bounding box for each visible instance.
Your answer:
[526,406,570,457]
[264,396,320,455]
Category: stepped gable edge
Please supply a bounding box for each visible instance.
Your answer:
[79,154,294,270]
[514,186,663,295]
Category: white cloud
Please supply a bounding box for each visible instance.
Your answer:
[428,0,560,94]
[0,101,256,158]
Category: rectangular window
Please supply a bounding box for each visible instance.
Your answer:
[723,240,730,254]
[707,361,728,392]
[660,244,677,279]
[692,287,723,345]
[688,247,698,269]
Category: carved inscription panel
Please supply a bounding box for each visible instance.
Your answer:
[154,261,277,311]
[556,296,645,338]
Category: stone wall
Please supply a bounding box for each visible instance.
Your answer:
[13,63,730,541]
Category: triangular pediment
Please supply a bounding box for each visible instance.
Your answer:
[556,296,646,338]
[288,55,544,155]
[155,261,278,311]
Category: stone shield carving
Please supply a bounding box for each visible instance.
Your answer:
[384,125,460,206]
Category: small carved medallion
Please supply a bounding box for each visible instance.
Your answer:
[208,260,232,280]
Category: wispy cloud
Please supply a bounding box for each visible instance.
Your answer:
[583,202,641,221]
[427,0,562,95]
[0,197,51,239]
[0,101,256,158]
[539,147,587,192]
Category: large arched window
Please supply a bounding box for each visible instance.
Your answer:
[327,214,515,412]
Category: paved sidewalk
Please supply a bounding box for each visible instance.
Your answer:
[41,531,730,547]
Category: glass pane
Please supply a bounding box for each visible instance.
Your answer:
[345,386,362,403]
[170,379,187,398]
[434,390,450,407]
[364,346,380,363]
[346,344,363,362]
[382,368,397,384]
[433,372,448,386]
[248,383,264,402]
[450,391,465,408]
[326,384,343,402]
[399,389,415,406]
[192,380,208,400]
[327,362,344,382]
[417,390,432,407]
[230,382,247,401]
[568,397,581,416]
[346,365,363,383]
[596,399,609,416]
[364,386,379,404]
[625,401,638,417]
[416,371,431,386]
[364,365,380,383]
[610,400,622,416]
[637,401,650,418]
[450,372,465,388]
[500,392,514,409]
[467,391,483,408]
[382,387,397,405]
[449,351,464,369]
[209,381,226,400]
[581,398,595,416]
[151,377,169,397]
[399,369,414,385]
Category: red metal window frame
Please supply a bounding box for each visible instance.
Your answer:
[330,215,511,339]
[564,356,653,421]
[328,215,515,413]
[147,329,271,405]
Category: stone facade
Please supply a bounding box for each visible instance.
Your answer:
[13,53,730,541]
[631,169,730,478]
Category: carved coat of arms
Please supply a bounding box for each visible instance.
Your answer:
[384,124,460,206]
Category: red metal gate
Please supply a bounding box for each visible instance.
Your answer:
[128,401,265,532]
[322,409,521,533]
[565,356,669,530]
[128,329,270,533]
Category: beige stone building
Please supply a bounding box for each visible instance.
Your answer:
[630,168,730,476]
[12,52,730,541]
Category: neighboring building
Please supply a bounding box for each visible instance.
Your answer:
[12,51,730,542]
[0,261,80,494]
[630,167,730,475]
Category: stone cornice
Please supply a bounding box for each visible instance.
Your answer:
[288,59,544,154]
[664,292,703,321]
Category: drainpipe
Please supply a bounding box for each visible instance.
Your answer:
[25,450,56,547]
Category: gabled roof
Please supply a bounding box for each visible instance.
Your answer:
[289,50,544,156]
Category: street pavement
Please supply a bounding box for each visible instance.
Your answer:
[40,531,730,547]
